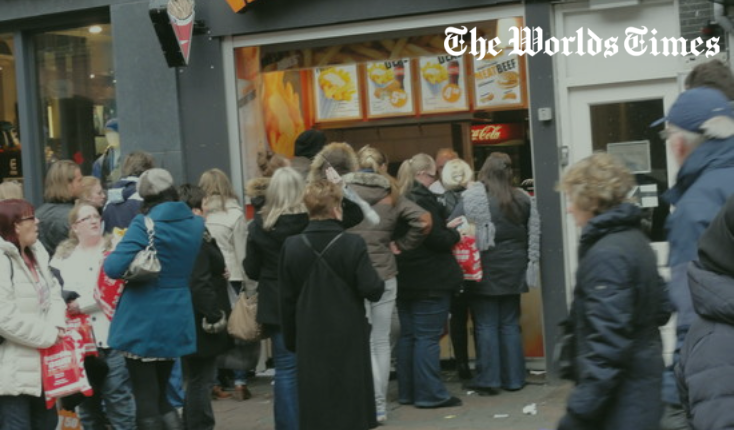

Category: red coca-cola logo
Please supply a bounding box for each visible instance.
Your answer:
[470,123,524,144]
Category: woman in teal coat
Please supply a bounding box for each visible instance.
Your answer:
[104,168,205,430]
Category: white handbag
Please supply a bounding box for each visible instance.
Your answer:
[122,216,161,282]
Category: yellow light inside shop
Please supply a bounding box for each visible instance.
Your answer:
[89,26,103,34]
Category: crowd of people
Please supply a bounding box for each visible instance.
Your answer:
[4,59,734,430]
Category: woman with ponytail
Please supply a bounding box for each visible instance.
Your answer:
[343,146,431,423]
[394,153,463,409]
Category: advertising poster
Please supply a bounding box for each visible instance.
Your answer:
[473,54,524,109]
[418,55,468,114]
[365,59,414,118]
[313,65,362,122]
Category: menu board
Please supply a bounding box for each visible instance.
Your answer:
[473,54,524,109]
[365,59,415,118]
[418,55,468,114]
[313,65,362,122]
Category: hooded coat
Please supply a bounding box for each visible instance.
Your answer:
[344,171,430,280]
[203,196,247,283]
[36,201,74,256]
[102,176,143,233]
[279,219,384,430]
[395,182,463,300]
[558,203,671,430]
[103,202,204,358]
[0,238,66,397]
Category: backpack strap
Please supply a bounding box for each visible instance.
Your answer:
[6,254,12,282]
[301,233,343,259]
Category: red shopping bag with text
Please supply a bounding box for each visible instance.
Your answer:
[95,251,125,320]
[41,330,93,408]
[452,235,483,281]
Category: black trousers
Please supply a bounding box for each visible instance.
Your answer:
[125,358,175,420]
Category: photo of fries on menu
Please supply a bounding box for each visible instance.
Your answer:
[314,65,362,121]
[419,55,468,114]
[365,59,414,118]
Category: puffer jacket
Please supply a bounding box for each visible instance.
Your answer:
[559,203,671,430]
[102,176,143,233]
[204,197,247,283]
[395,182,463,300]
[344,171,430,280]
[677,262,734,430]
[0,238,66,397]
[50,236,114,348]
[36,201,74,256]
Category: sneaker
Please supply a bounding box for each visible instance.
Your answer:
[417,396,463,409]
[376,411,387,424]
[211,386,232,400]
[232,384,252,401]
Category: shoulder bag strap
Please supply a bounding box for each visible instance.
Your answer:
[143,216,156,251]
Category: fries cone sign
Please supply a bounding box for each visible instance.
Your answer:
[167,0,195,64]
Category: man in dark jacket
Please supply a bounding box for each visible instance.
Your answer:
[102,151,154,233]
[677,195,734,430]
[654,87,734,429]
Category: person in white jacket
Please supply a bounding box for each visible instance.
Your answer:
[199,168,250,400]
[0,199,66,430]
[50,202,136,429]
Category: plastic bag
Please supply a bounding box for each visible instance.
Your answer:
[452,235,483,281]
[41,330,93,409]
[95,252,125,320]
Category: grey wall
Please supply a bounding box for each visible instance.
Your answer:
[111,1,186,182]
[525,0,567,380]
[679,0,712,41]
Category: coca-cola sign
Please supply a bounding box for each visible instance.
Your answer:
[471,123,524,144]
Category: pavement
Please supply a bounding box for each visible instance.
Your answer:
[212,370,572,430]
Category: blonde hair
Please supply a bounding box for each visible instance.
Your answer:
[441,159,474,191]
[397,153,435,195]
[559,152,635,215]
[0,181,23,200]
[198,168,239,212]
[307,142,359,183]
[79,176,101,205]
[357,145,399,205]
[67,201,99,242]
[262,167,306,230]
[257,150,290,177]
[304,180,343,220]
[121,151,154,177]
[44,160,80,203]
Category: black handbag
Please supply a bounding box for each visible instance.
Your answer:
[553,318,576,381]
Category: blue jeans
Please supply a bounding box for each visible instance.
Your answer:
[396,293,452,407]
[272,331,299,430]
[0,394,57,430]
[167,358,185,409]
[469,294,526,390]
[78,349,136,430]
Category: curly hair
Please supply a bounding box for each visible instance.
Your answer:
[559,152,635,215]
[307,142,358,183]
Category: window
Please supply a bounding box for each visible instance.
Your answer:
[0,34,21,182]
[34,24,118,185]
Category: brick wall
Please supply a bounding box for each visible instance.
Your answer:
[679,0,713,41]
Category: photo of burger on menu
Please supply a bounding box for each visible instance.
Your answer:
[473,52,525,109]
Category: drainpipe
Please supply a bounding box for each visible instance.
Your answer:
[714,3,734,70]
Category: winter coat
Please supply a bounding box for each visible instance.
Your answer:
[559,203,670,430]
[395,181,463,300]
[36,201,74,256]
[0,238,66,397]
[103,202,205,358]
[187,230,233,359]
[452,186,530,296]
[50,236,114,348]
[279,219,384,430]
[344,171,430,280]
[243,213,309,327]
[676,262,734,430]
[102,176,143,233]
[663,137,734,330]
[204,197,247,283]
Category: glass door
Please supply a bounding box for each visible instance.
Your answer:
[0,34,21,183]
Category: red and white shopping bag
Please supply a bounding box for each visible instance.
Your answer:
[452,235,483,281]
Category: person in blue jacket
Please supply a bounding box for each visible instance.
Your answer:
[653,87,734,429]
[103,168,204,430]
[102,151,155,233]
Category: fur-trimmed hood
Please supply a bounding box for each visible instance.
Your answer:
[246,177,270,211]
[53,235,115,260]
[344,172,392,206]
[307,142,358,183]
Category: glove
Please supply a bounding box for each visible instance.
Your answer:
[202,311,227,334]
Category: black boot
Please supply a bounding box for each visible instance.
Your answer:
[161,411,184,430]
[456,360,472,380]
[137,416,163,430]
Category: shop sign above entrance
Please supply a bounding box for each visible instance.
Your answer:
[470,123,524,145]
[225,0,262,13]
[149,0,195,67]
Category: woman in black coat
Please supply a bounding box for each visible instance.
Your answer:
[394,153,464,409]
[179,185,232,430]
[279,180,384,430]
[557,153,671,430]
[677,195,734,430]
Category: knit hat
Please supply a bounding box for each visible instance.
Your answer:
[651,87,734,132]
[294,129,326,160]
[699,195,734,278]
[137,168,174,198]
